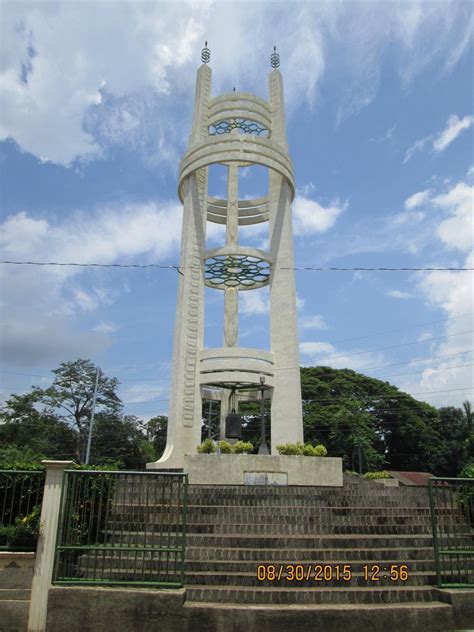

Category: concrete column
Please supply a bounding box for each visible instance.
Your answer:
[149,64,211,470]
[268,68,304,452]
[28,460,73,632]
[268,172,303,450]
[224,163,239,348]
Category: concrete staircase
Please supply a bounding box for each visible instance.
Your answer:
[73,474,473,631]
[183,476,443,605]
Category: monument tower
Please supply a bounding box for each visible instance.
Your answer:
[149,45,303,469]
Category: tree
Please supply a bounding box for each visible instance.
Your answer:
[300,366,448,474]
[0,391,78,460]
[435,406,470,476]
[36,358,122,457]
[89,413,156,469]
[147,415,168,459]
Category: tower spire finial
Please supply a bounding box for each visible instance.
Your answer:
[201,41,210,65]
[270,45,280,69]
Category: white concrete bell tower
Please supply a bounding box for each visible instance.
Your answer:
[148,45,303,469]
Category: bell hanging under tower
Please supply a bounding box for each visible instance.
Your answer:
[148,45,304,469]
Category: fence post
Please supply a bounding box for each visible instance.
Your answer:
[27,460,73,632]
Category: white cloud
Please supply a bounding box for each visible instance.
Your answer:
[404,189,432,211]
[299,339,386,373]
[404,114,473,164]
[120,383,169,405]
[0,2,471,166]
[293,195,347,236]
[403,137,430,164]
[299,314,328,330]
[386,290,413,300]
[296,295,306,311]
[431,182,474,251]
[0,201,183,365]
[300,341,335,356]
[369,125,396,143]
[239,288,269,316]
[399,178,474,405]
[433,115,474,152]
[94,322,119,334]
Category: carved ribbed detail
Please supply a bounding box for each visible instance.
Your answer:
[181,166,207,428]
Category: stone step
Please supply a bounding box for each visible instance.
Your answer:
[184,533,435,549]
[184,559,437,573]
[110,505,441,521]
[187,488,429,499]
[0,588,31,601]
[185,545,436,562]
[107,522,434,535]
[109,510,438,523]
[185,584,436,605]
[182,570,437,588]
[76,564,439,588]
[103,532,435,549]
[184,601,456,632]
[77,555,437,575]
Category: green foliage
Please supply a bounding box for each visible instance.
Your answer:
[89,413,153,470]
[63,472,116,547]
[0,525,15,547]
[301,366,472,476]
[218,440,233,454]
[147,415,168,460]
[364,471,391,480]
[232,441,254,454]
[0,506,42,551]
[0,447,46,470]
[7,506,41,551]
[344,470,360,476]
[459,463,474,478]
[0,393,78,460]
[197,438,216,454]
[303,443,327,457]
[37,358,122,452]
[277,442,327,456]
[276,442,305,456]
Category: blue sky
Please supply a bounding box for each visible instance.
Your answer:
[0,1,473,419]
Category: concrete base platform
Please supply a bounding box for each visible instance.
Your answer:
[183,455,343,486]
[44,586,467,632]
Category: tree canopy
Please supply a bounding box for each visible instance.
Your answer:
[0,359,471,475]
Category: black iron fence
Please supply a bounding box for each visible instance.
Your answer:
[428,477,473,588]
[53,470,188,587]
[0,470,45,550]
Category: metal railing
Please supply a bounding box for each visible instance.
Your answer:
[0,470,45,548]
[53,470,188,588]
[428,477,473,588]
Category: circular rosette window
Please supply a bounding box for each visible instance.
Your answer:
[204,254,271,290]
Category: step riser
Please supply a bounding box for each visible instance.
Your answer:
[185,547,436,562]
[107,523,434,535]
[185,587,436,605]
[108,512,438,523]
[77,556,438,574]
[76,569,439,588]
[103,534,434,548]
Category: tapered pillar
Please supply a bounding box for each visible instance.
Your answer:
[149,65,211,469]
[268,69,304,450]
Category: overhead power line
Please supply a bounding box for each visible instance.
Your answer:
[1,260,472,272]
[299,329,473,363]
[325,313,473,345]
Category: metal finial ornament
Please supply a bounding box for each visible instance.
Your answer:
[270,45,280,69]
[201,41,210,64]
